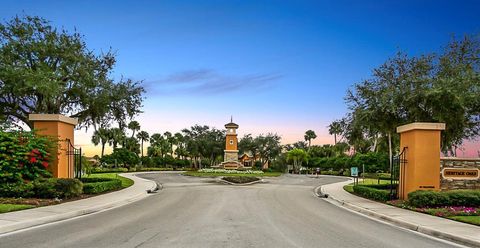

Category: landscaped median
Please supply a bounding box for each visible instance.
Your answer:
[183,168,282,177]
[343,179,480,226]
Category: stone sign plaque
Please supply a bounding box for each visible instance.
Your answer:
[442,168,479,180]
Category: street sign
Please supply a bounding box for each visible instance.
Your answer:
[351,167,358,177]
[316,168,320,173]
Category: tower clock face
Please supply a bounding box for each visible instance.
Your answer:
[230,140,233,144]
[229,129,233,133]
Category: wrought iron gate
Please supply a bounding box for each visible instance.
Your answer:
[66,139,82,179]
[390,147,407,200]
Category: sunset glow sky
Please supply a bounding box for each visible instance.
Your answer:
[2,0,480,157]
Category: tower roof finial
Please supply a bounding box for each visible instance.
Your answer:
[231,115,233,123]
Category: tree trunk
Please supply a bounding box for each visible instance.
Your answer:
[101,143,105,158]
[141,139,144,157]
[372,133,378,152]
[334,134,337,145]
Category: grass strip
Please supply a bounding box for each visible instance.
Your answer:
[0,203,34,213]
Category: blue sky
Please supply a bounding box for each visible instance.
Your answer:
[2,0,480,155]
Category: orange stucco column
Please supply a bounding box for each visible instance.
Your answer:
[396,122,445,200]
[29,114,78,178]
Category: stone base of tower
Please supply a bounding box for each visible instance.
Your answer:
[224,150,239,162]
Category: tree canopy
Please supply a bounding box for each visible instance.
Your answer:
[0,15,144,129]
[340,35,480,155]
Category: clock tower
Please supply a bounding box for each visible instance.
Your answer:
[224,117,239,162]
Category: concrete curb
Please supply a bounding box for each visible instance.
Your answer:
[0,172,157,235]
[317,182,480,248]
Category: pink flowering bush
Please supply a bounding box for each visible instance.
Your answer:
[419,206,480,217]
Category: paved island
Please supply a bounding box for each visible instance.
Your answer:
[0,173,464,248]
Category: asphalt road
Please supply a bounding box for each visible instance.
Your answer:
[0,173,464,248]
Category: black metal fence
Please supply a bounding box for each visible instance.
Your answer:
[66,139,82,179]
[390,147,407,200]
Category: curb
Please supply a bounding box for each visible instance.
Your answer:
[0,173,157,235]
[318,184,480,248]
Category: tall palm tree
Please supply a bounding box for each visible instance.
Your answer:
[164,131,175,156]
[109,128,125,150]
[174,132,184,159]
[128,121,141,138]
[137,131,150,157]
[328,121,343,145]
[91,128,110,157]
[304,130,317,148]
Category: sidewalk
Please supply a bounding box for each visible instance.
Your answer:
[0,172,157,235]
[319,179,480,247]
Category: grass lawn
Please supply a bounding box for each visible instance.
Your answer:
[356,178,392,185]
[183,171,282,178]
[0,204,34,214]
[343,184,354,193]
[448,216,480,226]
[343,178,392,193]
[86,173,134,188]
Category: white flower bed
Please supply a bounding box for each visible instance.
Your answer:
[198,168,264,174]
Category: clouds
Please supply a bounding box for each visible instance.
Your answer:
[144,69,283,95]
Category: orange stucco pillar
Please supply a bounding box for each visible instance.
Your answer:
[29,114,78,178]
[396,122,445,200]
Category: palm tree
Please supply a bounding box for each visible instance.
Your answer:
[109,128,125,150]
[328,121,343,145]
[91,128,110,157]
[128,121,141,138]
[164,131,175,156]
[137,131,149,157]
[174,132,184,159]
[304,130,317,148]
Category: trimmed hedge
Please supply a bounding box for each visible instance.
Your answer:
[361,184,397,190]
[353,185,390,202]
[0,182,35,198]
[222,176,260,184]
[81,178,122,194]
[0,178,82,199]
[33,178,83,199]
[408,190,480,208]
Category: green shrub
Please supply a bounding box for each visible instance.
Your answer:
[445,190,480,206]
[81,178,122,194]
[100,148,139,168]
[408,190,480,208]
[55,178,83,198]
[361,184,397,190]
[222,176,260,184]
[0,182,35,198]
[320,170,340,176]
[353,185,390,202]
[33,178,83,199]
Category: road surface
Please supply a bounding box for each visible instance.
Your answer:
[0,173,464,247]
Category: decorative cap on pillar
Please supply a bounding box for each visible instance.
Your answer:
[397,122,445,134]
[29,114,78,126]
